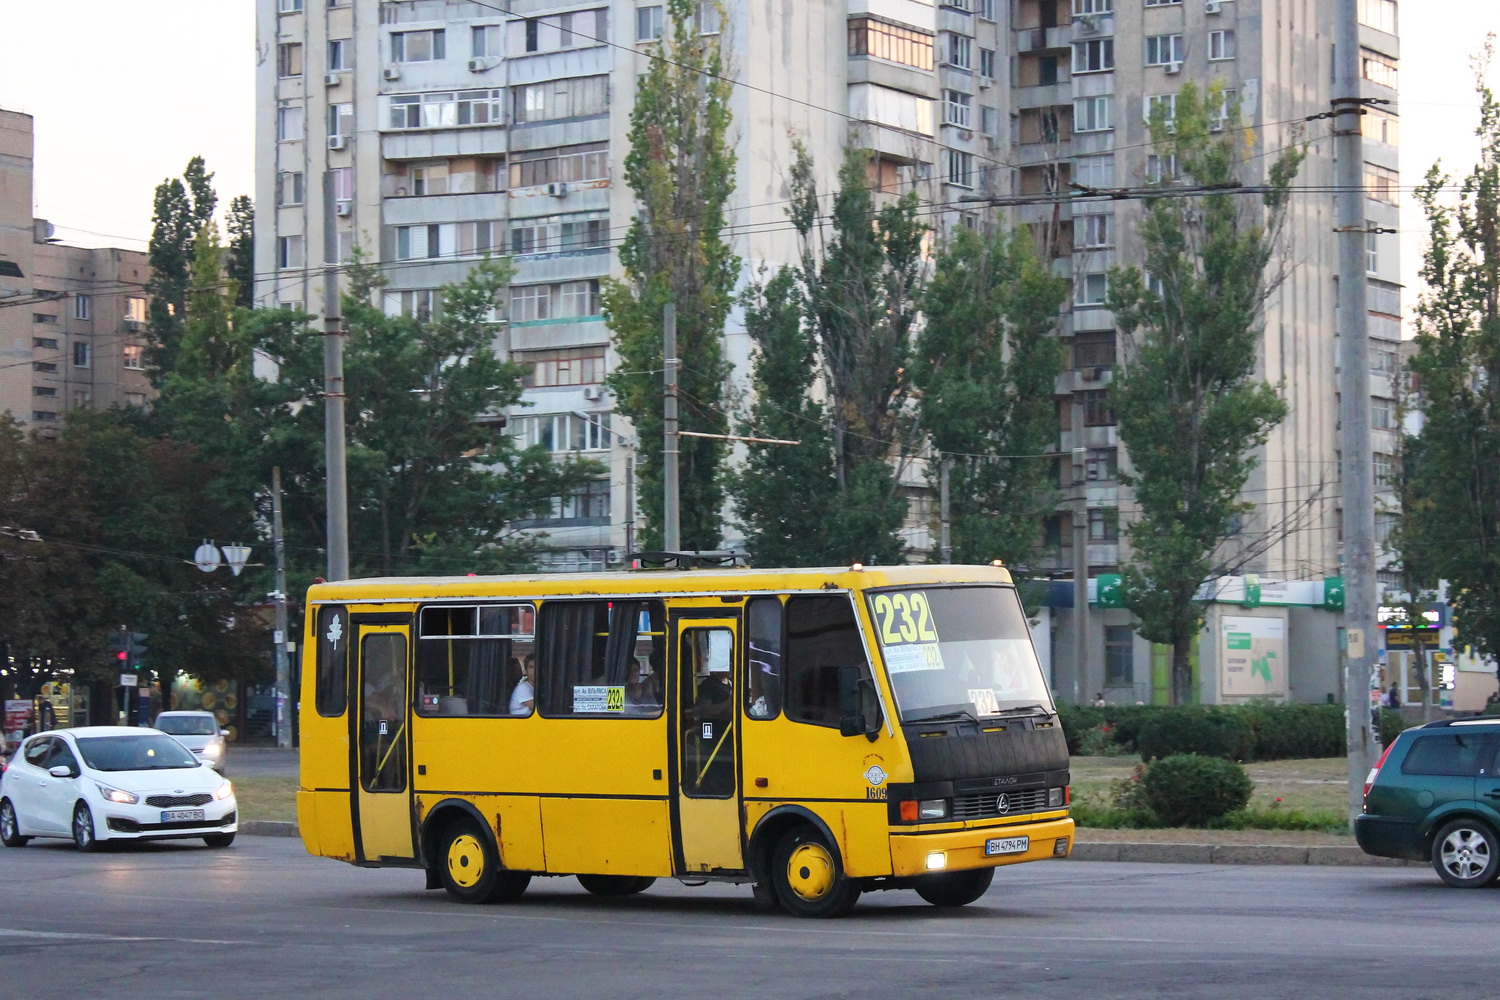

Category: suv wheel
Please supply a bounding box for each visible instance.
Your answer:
[1432,819,1500,888]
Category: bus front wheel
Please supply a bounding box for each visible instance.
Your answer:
[436,818,530,904]
[914,866,994,907]
[577,874,656,896]
[770,827,860,918]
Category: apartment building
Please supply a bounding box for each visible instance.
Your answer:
[1009,0,1402,700]
[0,110,154,434]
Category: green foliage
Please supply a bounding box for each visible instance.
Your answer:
[913,227,1067,567]
[226,195,255,309]
[603,0,737,551]
[1062,702,1349,761]
[1107,82,1303,704]
[1137,707,1255,762]
[146,157,219,383]
[1378,707,1412,744]
[1401,71,1500,660]
[1141,754,1254,826]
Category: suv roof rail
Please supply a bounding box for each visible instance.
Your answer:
[1420,717,1500,728]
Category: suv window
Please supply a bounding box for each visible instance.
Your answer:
[1401,733,1489,777]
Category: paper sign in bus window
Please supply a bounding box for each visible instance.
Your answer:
[573,685,625,713]
[883,642,945,674]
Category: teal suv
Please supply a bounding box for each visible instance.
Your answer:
[1357,718,1500,887]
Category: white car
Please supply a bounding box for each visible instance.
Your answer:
[0,726,237,852]
[153,710,229,774]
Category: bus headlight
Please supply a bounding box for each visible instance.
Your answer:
[918,799,948,820]
[925,852,947,870]
[1048,787,1066,808]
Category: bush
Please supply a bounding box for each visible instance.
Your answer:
[1136,708,1255,762]
[1140,754,1254,826]
[1377,707,1410,747]
[1061,702,1356,761]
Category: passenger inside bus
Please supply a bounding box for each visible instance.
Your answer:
[509,655,536,715]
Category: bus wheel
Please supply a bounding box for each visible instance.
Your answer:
[914,867,994,907]
[437,819,530,904]
[577,874,656,896]
[771,827,860,918]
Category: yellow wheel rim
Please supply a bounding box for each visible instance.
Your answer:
[447,834,486,889]
[786,842,836,902]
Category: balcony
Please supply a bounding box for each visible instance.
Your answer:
[1016,24,1073,54]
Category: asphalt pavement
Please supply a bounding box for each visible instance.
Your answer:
[0,836,1490,999]
[221,746,298,777]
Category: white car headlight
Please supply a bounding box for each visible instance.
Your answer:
[214,781,233,801]
[96,783,138,805]
[201,741,224,758]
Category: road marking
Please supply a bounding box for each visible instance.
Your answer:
[0,928,246,946]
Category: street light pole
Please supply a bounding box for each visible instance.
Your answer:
[323,169,350,582]
[272,467,291,749]
[663,301,680,553]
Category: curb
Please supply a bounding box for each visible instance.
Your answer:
[240,820,299,838]
[1069,842,1417,867]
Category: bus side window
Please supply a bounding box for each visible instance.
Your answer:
[537,600,664,717]
[784,596,868,728]
[746,597,783,720]
[316,604,349,717]
[415,604,535,717]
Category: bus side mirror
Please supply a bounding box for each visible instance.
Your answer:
[838,666,881,741]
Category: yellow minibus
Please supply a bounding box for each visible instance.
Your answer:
[297,563,1073,917]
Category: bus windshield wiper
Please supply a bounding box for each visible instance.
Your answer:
[989,704,1051,717]
[903,706,981,725]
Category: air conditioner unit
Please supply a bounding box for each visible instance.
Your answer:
[382,66,401,81]
[1077,14,1097,33]
[1209,120,1226,133]
[545,182,568,197]
[123,319,142,333]
[1164,61,1182,75]
[327,135,347,151]
[335,199,352,216]
[582,384,602,401]
[325,72,342,86]
[467,58,487,72]
[606,548,623,565]
[1205,0,1222,12]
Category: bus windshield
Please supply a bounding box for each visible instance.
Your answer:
[866,586,1053,723]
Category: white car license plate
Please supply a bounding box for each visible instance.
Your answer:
[162,809,205,823]
[985,836,1029,857]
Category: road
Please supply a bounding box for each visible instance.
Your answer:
[222,747,298,777]
[0,837,1489,1000]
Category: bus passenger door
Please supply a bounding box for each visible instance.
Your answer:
[353,623,416,863]
[674,619,743,873]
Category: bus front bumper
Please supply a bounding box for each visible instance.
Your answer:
[889,816,1075,877]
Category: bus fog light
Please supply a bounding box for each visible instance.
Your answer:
[925,852,946,870]
[1054,838,1070,856]
[1048,787,1065,808]
[918,799,947,820]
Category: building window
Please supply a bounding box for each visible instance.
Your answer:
[1143,0,1181,6]
[943,33,972,69]
[386,289,441,321]
[1074,95,1112,132]
[1365,163,1399,205]
[123,344,145,370]
[1361,49,1397,88]
[558,279,601,317]
[1144,93,1177,125]
[1075,271,1109,306]
[277,171,305,206]
[276,105,304,142]
[1076,213,1113,248]
[472,24,501,57]
[1105,626,1133,686]
[980,106,1000,136]
[1085,444,1119,479]
[328,38,350,70]
[395,223,449,260]
[1081,389,1115,426]
[847,18,935,70]
[1075,154,1115,189]
[33,313,57,325]
[1147,153,1181,183]
[1372,397,1394,429]
[277,42,303,77]
[944,149,974,187]
[636,5,664,41]
[509,143,609,187]
[1073,0,1112,12]
[70,389,91,408]
[391,29,445,62]
[72,295,90,321]
[1362,107,1399,146]
[33,386,58,397]
[942,90,973,128]
[72,341,90,368]
[516,346,607,387]
[511,75,609,123]
[327,102,353,139]
[388,90,504,129]
[979,47,996,80]
[509,280,602,324]
[125,297,146,322]
[510,213,610,255]
[694,0,721,34]
[278,0,302,11]
[33,337,58,349]
[1208,29,1236,61]
[125,391,147,408]
[512,411,612,451]
[978,0,997,18]
[1144,33,1185,67]
[32,362,57,373]
[1358,0,1397,33]
[547,480,612,523]
[1370,344,1399,375]
[1373,452,1394,486]
[277,235,304,269]
[1366,221,1379,274]
[31,411,59,422]
[1089,507,1118,542]
[1073,38,1114,73]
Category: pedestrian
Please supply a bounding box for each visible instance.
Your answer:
[1092,692,1107,707]
[1387,683,1401,710]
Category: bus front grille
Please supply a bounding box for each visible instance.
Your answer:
[951,788,1050,820]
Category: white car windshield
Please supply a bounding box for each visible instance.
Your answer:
[866,586,1054,724]
[74,735,200,771]
[155,716,217,736]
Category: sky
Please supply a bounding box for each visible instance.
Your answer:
[0,0,1496,313]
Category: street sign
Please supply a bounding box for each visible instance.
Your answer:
[119,673,138,687]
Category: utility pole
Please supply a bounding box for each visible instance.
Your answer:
[939,457,952,564]
[323,170,350,582]
[1335,0,1380,823]
[272,467,291,749]
[1072,398,1089,706]
[662,302,680,553]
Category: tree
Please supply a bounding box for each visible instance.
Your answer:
[1404,67,1500,673]
[730,268,840,566]
[1107,82,1303,705]
[603,0,737,552]
[145,157,218,383]
[914,226,1068,567]
[785,143,926,563]
[226,195,255,309]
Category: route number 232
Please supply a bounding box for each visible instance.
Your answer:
[871,592,940,645]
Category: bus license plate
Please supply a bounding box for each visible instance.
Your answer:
[985,836,1029,856]
[162,809,205,823]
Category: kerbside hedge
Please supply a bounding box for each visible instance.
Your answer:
[1058,703,1350,762]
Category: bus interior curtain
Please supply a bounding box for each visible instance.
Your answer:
[467,638,507,714]
[541,602,596,713]
[604,600,645,687]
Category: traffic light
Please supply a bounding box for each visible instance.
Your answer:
[108,630,129,665]
[127,632,148,671]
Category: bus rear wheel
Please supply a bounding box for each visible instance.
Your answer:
[770,827,860,918]
[914,867,994,907]
[577,874,656,897]
[437,818,530,904]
